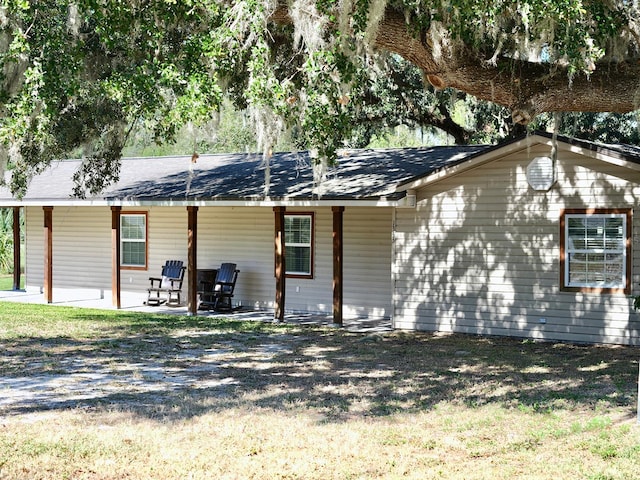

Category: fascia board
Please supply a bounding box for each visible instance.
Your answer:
[0,198,401,208]
[395,134,547,192]
[395,133,640,193]
[556,141,640,172]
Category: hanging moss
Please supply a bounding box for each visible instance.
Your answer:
[0,0,638,199]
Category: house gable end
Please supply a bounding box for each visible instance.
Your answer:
[395,132,640,194]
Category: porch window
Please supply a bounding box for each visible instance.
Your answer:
[285,213,314,278]
[560,209,631,294]
[121,213,147,269]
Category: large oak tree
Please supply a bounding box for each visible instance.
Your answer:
[0,0,638,197]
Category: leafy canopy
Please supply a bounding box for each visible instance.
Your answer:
[0,0,637,197]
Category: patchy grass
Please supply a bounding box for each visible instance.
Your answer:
[0,302,639,479]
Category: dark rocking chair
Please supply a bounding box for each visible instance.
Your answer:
[146,260,186,306]
[198,262,239,311]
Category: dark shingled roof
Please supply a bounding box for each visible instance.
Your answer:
[3,145,487,203]
[2,132,639,204]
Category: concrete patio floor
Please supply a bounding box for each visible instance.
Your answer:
[0,288,392,333]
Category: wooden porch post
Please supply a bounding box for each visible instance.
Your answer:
[12,207,21,290]
[43,206,53,303]
[332,206,344,325]
[187,206,198,315]
[111,206,122,308]
[274,206,286,322]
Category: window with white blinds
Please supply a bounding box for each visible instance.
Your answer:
[562,210,631,293]
[121,213,147,268]
[284,213,313,277]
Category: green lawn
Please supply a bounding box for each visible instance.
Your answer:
[0,274,24,290]
[0,302,639,479]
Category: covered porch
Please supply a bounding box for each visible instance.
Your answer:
[12,202,393,323]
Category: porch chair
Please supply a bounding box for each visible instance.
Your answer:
[198,262,239,311]
[146,260,186,306]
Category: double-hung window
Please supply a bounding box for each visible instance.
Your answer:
[121,212,147,269]
[561,209,631,294]
[284,213,314,278]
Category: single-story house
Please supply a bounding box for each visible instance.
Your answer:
[2,131,640,345]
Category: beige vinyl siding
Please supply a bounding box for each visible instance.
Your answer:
[24,206,187,301]
[343,207,392,318]
[393,143,640,345]
[25,206,112,294]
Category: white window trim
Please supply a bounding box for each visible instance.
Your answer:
[561,209,631,294]
[120,212,147,269]
[284,213,314,278]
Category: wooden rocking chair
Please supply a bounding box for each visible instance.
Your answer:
[146,260,186,306]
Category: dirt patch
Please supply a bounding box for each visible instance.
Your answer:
[0,332,299,418]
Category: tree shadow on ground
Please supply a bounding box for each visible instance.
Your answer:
[1,313,638,423]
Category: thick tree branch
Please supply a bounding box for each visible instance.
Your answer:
[374,9,640,123]
[271,5,640,124]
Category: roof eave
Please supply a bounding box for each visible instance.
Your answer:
[1,197,403,208]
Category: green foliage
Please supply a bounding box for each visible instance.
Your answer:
[532,112,640,144]
[0,0,637,198]
[1,0,224,197]
[122,99,302,156]
[390,0,629,76]
[0,232,12,274]
[0,208,18,274]
[367,125,434,148]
